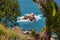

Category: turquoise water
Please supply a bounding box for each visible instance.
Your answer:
[18,0,43,15]
[17,0,46,32]
[17,0,60,32]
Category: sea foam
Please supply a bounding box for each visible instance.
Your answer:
[17,14,42,22]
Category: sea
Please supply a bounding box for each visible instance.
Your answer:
[17,0,60,33]
[17,0,46,33]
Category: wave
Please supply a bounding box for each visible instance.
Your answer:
[17,14,42,22]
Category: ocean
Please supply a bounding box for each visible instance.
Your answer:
[17,0,45,33]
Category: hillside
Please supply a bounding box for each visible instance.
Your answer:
[0,24,39,40]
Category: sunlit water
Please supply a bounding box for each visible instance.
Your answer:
[17,0,46,32]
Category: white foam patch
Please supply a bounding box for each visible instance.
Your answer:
[34,15,41,21]
[17,16,29,22]
[17,14,42,22]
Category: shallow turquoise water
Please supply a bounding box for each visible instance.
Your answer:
[17,0,46,32]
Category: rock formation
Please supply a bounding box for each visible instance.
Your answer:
[23,14,36,21]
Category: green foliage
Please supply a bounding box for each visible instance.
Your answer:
[0,24,32,40]
[0,29,5,36]
[34,0,60,32]
[0,0,21,26]
[33,0,60,39]
[30,29,37,37]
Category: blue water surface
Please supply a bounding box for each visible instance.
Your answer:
[18,0,43,15]
[17,0,60,32]
[17,0,46,33]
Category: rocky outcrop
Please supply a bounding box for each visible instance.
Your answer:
[23,14,36,21]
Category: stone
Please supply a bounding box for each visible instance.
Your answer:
[23,14,36,21]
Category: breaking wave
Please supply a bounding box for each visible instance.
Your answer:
[17,14,42,22]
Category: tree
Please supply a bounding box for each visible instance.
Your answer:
[33,0,60,40]
[0,0,21,27]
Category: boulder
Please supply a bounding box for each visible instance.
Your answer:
[23,16,29,20]
[23,14,36,21]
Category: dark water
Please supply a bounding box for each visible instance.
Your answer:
[17,0,46,32]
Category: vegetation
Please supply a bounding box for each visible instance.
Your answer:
[0,24,38,40]
[0,24,22,40]
[0,0,60,40]
[0,0,21,27]
[0,0,38,40]
[33,0,60,40]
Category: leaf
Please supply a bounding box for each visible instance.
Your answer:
[52,3,56,17]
